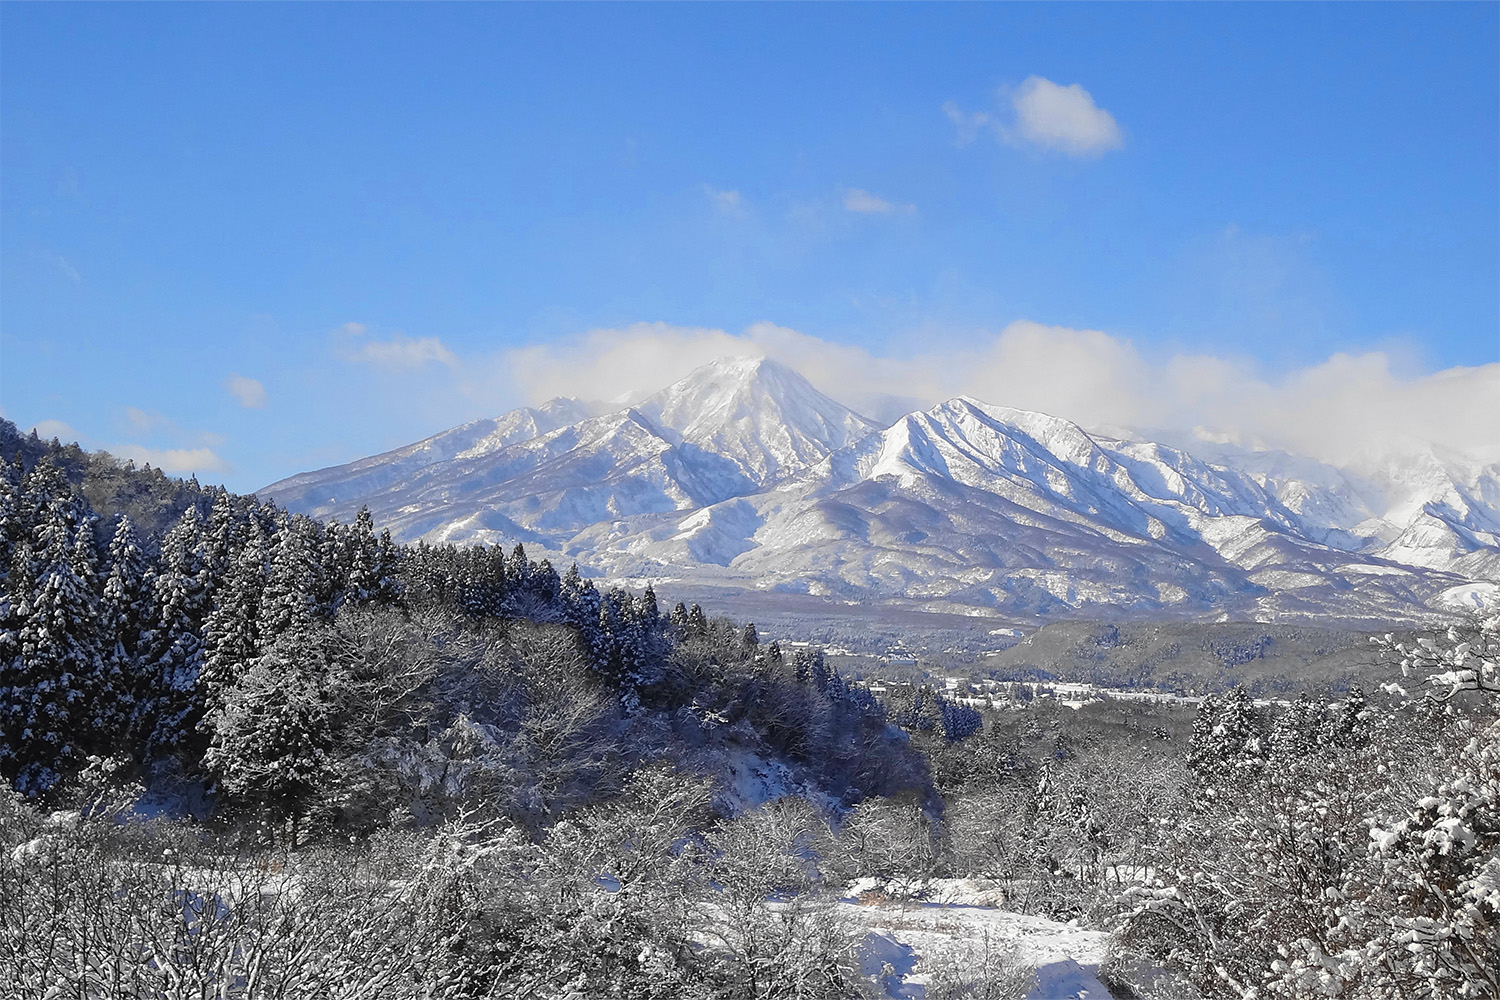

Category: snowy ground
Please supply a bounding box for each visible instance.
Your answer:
[843,879,1116,999]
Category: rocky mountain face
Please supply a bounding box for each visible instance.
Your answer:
[260,357,1500,623]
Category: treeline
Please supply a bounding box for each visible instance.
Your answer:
[0,436,928,832]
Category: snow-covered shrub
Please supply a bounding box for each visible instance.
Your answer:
[695,798,862,998]
[923,929,1035,1000]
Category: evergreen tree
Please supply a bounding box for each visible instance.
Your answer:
[506,542,531,587]
[92,515,154,752]
[1267,693,1326,759]
[562,564,606,665]
[139,506,213,752]
[372,528,404,604]
[1187,686,1265,789]
[0,539,38,774]
[259,512,323,641]
[0,458,24,579]
[1328,683,1373,748]
[3,492,105,794]
[203,488,241,582]
[531,558,561,607]
[342,507,379,607]
[99,516,152,665]
[199,516,268,716]
[203,625,340,844]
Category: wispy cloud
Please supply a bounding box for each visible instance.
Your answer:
[225,374,268,409]
[42,251,81,283]
[335,322,457,369]
[112,445,229,475]
[843,188,915,215]
[942,101,995,148]
[946,76,1123,157]
[27,414,231,477]
[704,186,745,215]
[29,419,82,443]
[124,406,169,435]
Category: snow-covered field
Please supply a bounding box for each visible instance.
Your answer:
[843,879,1115,999]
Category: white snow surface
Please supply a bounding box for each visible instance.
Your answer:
[842,879,1115,999]
[260,355,1500,622]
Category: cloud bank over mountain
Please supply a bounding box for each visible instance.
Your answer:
[496,321,1500,469]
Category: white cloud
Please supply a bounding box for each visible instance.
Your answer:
[30,419,81,443]
[112,445,229,475]
[499,321,1500,467]
[25,412,232,479]
[1009,76,1122,156]
[946,76,1123,157]
[705,186,744,215]
[941,100,994,147]
[338,327,457,369]
[124,406,169,435]
[226,374,268,409]
[843,189,915,215]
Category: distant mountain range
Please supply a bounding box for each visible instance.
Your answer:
[261,356,1500,623]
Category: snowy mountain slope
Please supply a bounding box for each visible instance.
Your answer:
[261,396,592,519]
[260,355,1500,622]
[261,357,877,544]
[634,356,880,484]
[560,399,1472,621]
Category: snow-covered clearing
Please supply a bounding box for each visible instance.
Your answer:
[843,879,1115,999]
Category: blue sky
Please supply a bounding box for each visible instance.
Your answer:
[3,3,1497,490]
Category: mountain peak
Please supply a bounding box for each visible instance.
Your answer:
[636,355,878,482]
[673,354,801,389]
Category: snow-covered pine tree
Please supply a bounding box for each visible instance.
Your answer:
[342,506,379,607]
[561,564,606,666]
[199,515,268,717]
[138,505,215,753]
[203,488,241,582]
[203,624,340,845]
[99,516,152,660]
[97,515,154,758]
[531,558,561,607]
[0,457,24,580]
[669,601,690,636]
[598,587,630,686]
[1186,686,1265,790]
[258,511,324,642]
[5,490,106,794]
[1327,683,1373,748]
[1267,692,1327,760]
[506,542,531,588]
[0,538,38,783]
[316,516,349,610]
[372,527,404,604]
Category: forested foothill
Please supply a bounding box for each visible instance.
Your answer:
[1,420,1495,999]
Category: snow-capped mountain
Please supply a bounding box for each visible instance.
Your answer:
[265,396,594,516]
[261,358,879,547]
[259,356,1500,622]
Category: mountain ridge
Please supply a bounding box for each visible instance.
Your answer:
[259,356,1500,622]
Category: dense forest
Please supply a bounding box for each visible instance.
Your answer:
[1,420,1495,999]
